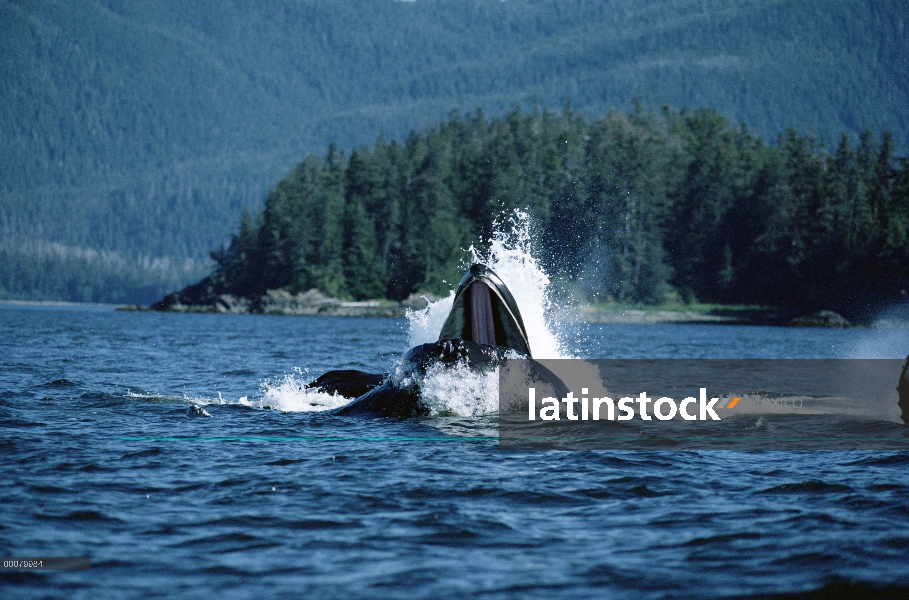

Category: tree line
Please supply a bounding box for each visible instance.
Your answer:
[0,244,203,305]
[6,0,907,297]
[210,104,908,320]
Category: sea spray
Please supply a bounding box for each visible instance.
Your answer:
[399,210,609,415]
[260,211,586,415]
[386,349,517,417]
[407,210,569,359]
[258,369,351,412]
[406,291,455,347]
[415,361,500,417]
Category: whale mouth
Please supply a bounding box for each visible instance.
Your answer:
[437,264,532,357]
[312,262,556,417]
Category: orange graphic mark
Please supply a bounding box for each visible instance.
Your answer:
[726,397,741,409]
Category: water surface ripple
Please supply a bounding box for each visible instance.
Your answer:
[2,304,908,598]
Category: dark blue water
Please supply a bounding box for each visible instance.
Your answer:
[2,303,909,598]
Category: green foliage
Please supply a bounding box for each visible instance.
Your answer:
[3,0,908,307]
[0,244,205,304]
[211,106,909,320]
[0,0,909,272]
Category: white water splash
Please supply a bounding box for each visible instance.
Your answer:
[257,211,575,416]
[258,370,352,412]
[389,358,501,417]
[406,210,568,359]
[479,211,568,359]
[420,364,500,416]
[406,291,455,347]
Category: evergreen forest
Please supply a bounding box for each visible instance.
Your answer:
[2,0,907,303]
[210,105,909,321]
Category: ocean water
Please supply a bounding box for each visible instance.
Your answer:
[2,302,909,599]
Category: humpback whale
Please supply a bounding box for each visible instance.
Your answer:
[308,263,566,417]
[307,265,909,422]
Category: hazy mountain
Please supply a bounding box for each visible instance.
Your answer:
[2,0,906,302]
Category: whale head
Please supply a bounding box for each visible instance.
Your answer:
[437,263,531,357]
[323,263,558,417]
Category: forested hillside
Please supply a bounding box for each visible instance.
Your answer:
[209,106,909,321]
[3,0,907,302]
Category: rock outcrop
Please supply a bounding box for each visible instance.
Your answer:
[788,310,851,328]
[151,281,439,318]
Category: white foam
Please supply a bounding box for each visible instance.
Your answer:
[258,371,351,412]
[417,359,500,417]
[406,210,568,359]
[480,211,568,359]
[406,292,455,347]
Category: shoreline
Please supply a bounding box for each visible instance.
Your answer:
[574,309,744,325]
[131,297,855,327]
[0,299,120,308]
[139,276,889,327]
[6,296,894,328]
[3,297,756,323]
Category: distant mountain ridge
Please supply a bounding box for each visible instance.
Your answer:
[2,0,907,302]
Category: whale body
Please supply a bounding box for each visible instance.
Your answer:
[309,265,909,422]
[308,263,565,417]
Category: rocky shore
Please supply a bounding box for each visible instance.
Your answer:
[576,308,738,325]
[139,277,864,327]
[571,307,857,327]
[143,277,433,317]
